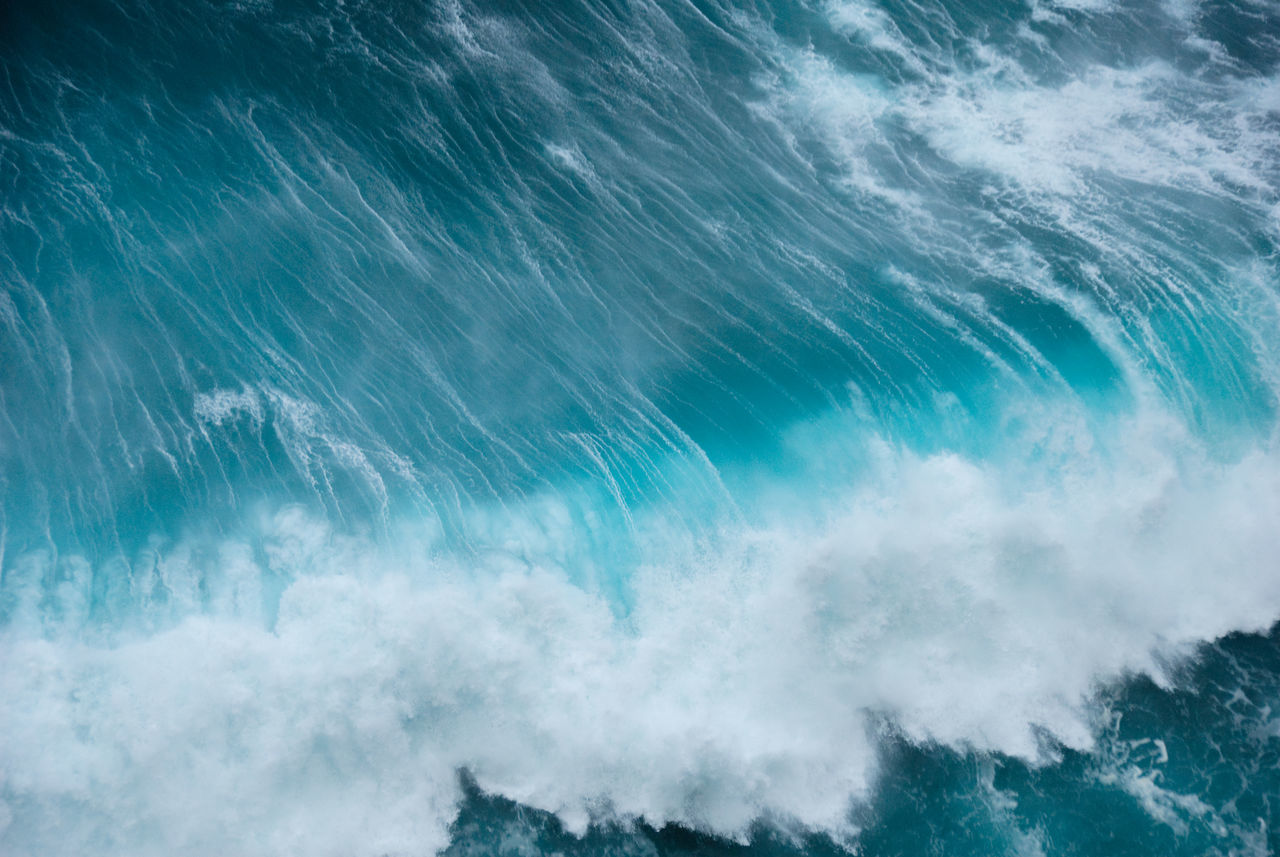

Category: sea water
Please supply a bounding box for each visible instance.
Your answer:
[1,0,1279,854]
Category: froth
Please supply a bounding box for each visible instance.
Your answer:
[4,417,1279,856]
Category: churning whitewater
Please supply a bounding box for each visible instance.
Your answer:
[2,0,1279,855]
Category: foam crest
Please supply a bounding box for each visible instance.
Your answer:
[4,416,1279,856]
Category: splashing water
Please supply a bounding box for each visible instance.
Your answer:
[2,0,1279,854]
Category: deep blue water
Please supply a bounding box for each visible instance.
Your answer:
[2,0,1280,854]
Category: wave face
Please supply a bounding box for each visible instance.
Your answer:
[3,0,1280,854]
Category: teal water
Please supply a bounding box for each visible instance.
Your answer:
[2,0,1280,854]
[444,625,1280,857]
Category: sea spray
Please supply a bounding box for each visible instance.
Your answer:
[2,0,1279,854]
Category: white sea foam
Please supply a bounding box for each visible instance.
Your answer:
[807,1,1280,204]
[6,2,1280,855]
[3,410,1280,857]
[194,387,264,426]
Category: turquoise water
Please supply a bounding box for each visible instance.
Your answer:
[2,0,1279,854]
